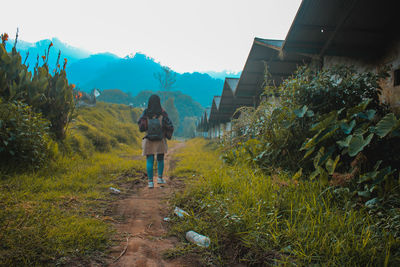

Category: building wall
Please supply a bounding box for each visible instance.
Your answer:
[206,123,234,139]
[322,41,400,112]
[378,41,400,112]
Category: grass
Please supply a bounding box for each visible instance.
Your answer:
[168,138,400,266]
[66,102,142,155]
[0,103,146,266]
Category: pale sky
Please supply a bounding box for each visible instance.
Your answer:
[2,0,302,73]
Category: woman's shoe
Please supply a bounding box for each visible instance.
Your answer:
[157,177,166,184]
[148,181,154,188]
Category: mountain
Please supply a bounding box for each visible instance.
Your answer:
[70,53,223,107]
[68,52,120,86]
[6,37,91,70]
[77,53,160,94]
[205,70,242,80]
[7,37,226,107]
[175,72,224,107]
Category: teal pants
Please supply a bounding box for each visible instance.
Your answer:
[146,154,164,181]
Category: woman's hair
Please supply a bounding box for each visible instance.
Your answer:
[147,94,163,117]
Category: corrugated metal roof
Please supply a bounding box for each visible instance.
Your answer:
[205,107,211,121]
[214,96,221,109]
[282,0,399,59]
[226,78,239,92]
[234,37,307,99]
[254,38,284,50]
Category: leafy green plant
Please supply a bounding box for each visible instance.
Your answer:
[226,65,393,175]
[301,99,400,200]
[0,101,54,169]
[288,65,389,116]
[0,33,75,140]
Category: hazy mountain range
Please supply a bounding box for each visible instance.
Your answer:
[7,38,241,107]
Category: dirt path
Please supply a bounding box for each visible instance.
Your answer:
[108,142,188,267]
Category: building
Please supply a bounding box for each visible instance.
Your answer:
[198,0,400,138]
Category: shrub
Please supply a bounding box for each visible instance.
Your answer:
[0,34,75,140]
[227,65,391,174]
[0,101,53,169]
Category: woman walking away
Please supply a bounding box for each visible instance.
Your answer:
[138,95,174,188]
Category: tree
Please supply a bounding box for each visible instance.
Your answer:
[182,116,197,138]
[163,97,179,133]
[154,66,176,103]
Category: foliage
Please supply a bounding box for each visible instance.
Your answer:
[301,100,399,171]
[65,102,142,155]
[224,97,310,172]
[154,66,177,103]
[182,116,197,138]
[169,139,400,266]
[164,97,180,134]
[0,101,145,266]
[0,35,75,140]
[225,65,393,175]
[288,65,389,115]
[0,101,56,170]
[299,99,400,206]
[96,89,134,105]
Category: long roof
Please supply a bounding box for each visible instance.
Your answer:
[205,0,399,128]
[207,37,309,125]
[282,0,399,60]
[217,78,240,122]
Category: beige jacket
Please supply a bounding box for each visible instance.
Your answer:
[142,138,168,156]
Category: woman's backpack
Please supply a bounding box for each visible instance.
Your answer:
[147,116,163,141]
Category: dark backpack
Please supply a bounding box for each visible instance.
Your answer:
[147,115,163,141]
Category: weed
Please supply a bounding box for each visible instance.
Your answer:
[169,139,400,266]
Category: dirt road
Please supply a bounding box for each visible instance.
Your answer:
[108,142,188,267]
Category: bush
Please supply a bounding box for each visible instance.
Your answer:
[0,35,75,140]
[0,101,54,169]
[226,65,391,174]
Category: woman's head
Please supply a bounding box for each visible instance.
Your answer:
[147,94,162,117]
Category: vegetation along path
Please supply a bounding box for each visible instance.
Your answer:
[109,142,188,267]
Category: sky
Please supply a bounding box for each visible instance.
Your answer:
[2,0,302,73]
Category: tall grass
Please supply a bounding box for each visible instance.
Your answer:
[0,103,145,266]
[169,139,399,266]
[66,102,142,155]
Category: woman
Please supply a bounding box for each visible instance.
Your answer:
[138,95,174,188]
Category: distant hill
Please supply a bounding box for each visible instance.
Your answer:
[7,37,235,107]
[6,37,91,70]
[68,53,120,86]
[206,70,242,80]
[69,53,224,107]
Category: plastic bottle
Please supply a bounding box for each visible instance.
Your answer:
[185,231,210,247]
[109,187,121,194]
[174,207,189,218]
